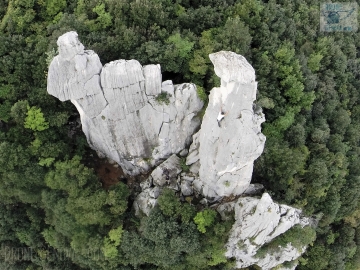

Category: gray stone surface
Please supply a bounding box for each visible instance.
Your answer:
[179,148,189,157]
[47,31,203,175]
[217,201,235,221]
[151,154,181,186]
[210,51,256,85]
[224,193,309,269]
[133,188,158,217]
[189,161,200,174]
[48,35,102,102]
[134,154,183,216]
[256,244,303,270]
[186,51,266,198]
[180,174,195,183]
[242,183,265,196]
[180,180,193,196]
[140,176,153,190]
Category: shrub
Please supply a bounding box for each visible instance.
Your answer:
[155,92,171,105]
[193,209,217,233]
[196,85,207,102]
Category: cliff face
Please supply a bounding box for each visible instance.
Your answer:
[48,31,204,175]
[186,51,266,199]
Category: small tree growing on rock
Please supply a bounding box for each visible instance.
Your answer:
[194,209,217,233]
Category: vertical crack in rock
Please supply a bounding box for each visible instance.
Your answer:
[47,31,204,175]
[186,51,266,199]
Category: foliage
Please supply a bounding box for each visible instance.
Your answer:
[166,33,194,59]
[185,219,234,268]
[38,157,55,167]
[157,188,181,217]
[179,157,190,172]
[24,105,49,131]
[155,92,171,105]
[157,188,196,224]
[196,85,207,102]
[45,48,57,67]
[256,225,316,258]
[194,209,217,233]
[45,0,66,17]
[102,225,123,259]
[10,99,29,124]
[92,4,112,29]
[121,208,200,268]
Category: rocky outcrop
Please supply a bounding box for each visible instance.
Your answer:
[186,51,266,198]
[134,154,185,216]
[48,35,312,269]
[221,193,309,269]
[48,31,204,175]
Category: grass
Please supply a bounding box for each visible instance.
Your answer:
[155,92,171,105]
[224,181,231,187]
[180,157,190,172]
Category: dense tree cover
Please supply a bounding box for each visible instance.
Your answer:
[0,0,360,269]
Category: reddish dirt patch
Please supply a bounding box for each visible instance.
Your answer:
[95,158,125,189]
[82,148,152,195]
[86,152,151,193]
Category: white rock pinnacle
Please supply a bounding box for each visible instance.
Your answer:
[187,51,266,198]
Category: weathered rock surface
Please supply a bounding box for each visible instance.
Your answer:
[151,154,181,187]
[243,183,265,196]
[256,244,303,270]
[223,193,309,269]
[180,180,193,196]
[48,31,203,175]
[133,187,159,217]
[133,154,183,216]
[186,51,266,198]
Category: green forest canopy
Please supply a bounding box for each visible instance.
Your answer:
[0,0,360,269]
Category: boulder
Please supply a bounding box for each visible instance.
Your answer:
[216,201,235,221]
[179,148,189,157]
[224,193,309,269]
[180,180,193,196]
[151,154,182,187]
[133,188,159,216]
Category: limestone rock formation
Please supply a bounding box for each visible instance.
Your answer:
[186,51,266,198]
[222,193,309,269]
[48,31,204,175]
[48,35,312,269]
